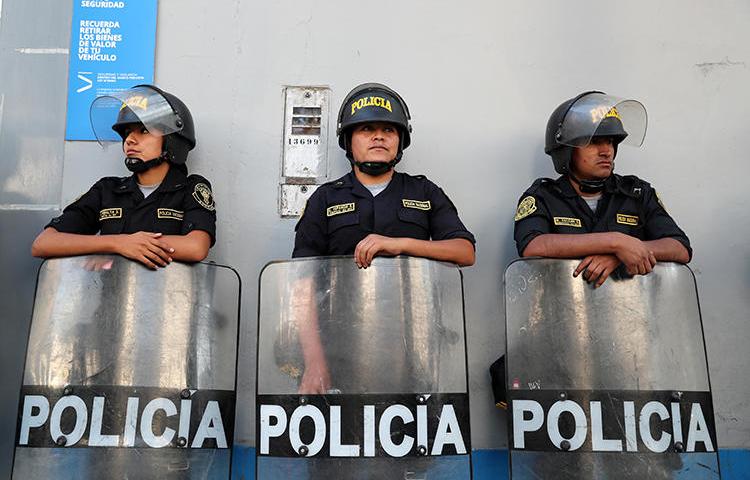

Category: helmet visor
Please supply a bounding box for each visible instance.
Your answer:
[89,86,182,145]
[557,93,647,148]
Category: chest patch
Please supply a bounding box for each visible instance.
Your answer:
[157,208,184,221]
[515,196,537,221]
[553,217,582,228]
[616,214,639,226]
[192,183,216,211]
[326,202,355,217]
[99,208,122,221]
[402,199,431,211]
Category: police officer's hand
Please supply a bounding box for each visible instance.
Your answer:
[354,234,403,269]
[298,362,332,394]
[115,232,174,269]
[574,254,621,287]
[612,233,657,276]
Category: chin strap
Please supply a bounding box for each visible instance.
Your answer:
[353,159,399,176]
[568,173,607,194]
[124,153,167,174]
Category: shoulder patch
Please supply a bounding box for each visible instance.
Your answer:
[192,183,215,211]
[514,196,537,221]
[402,199,431,211]
[326,202,355,217]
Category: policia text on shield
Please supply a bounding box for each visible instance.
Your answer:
[31,85,217,269]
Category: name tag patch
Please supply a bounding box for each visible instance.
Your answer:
[157,208,184,221]
[616,214,639,226]
[553,217,582,228]
[326,203,355,217]
[402,199,431,211]
[99,208,122,221]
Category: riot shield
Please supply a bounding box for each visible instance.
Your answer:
[12,256,241,479]
[256,257,472,479]
[504,259,720,479]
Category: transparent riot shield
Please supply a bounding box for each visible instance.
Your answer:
[505,259,720,479]
[12,256,241,479]
[257,257,472,479]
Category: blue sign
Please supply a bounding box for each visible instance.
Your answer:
[65,0,158,140]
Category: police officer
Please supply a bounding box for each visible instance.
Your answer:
[293,82,475,268]
[514,91,691,286]
[31,85,216,269]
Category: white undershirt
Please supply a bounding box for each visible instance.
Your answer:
[582,193,602,213]
[365,180,391,197]
[138,182,161,198]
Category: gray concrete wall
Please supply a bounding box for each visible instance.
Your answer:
[1,0,749,476]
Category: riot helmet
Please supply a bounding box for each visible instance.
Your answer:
[90,85,196,173]
[545,91,647,192]
[336,82,412,175]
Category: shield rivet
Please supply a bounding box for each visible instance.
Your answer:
[671,391,683,402]
[63,385,73,396]
[180,389,192,399]
[417,445,427,456]
[417,395,427,404]
[300,397,308,405]
[560,440,571,451]
[674,442,684,453]
[177,437,188,448]
[56,436,67,447]
[298,445,309,456]
[558,391,567,401]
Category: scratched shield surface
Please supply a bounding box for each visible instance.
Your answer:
[504,259,720,479]
[13,256,240,479]
[256,256,472,479]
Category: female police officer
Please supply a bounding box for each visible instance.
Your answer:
[514,91,691,286]
[31,85,216,268]
[293,82,475,267]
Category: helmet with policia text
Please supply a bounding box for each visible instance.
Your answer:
[90,84,196,166]
[545,91,647,176]
[336,82,412,174]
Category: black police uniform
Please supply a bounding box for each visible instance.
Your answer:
[293,171,475,257]
[46,166,216,245]
[513,173,691,258]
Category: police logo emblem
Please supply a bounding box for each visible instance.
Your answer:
[192,183,215,211]
[514,196,537,221]
[99,208,123,221]
[121,95,149,111]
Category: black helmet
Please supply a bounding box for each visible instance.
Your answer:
[336,82,412,161]
[95,85,196,165]
[545,91,645,175]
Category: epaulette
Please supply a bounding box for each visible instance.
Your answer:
[527,177,555,194]
[615,174,648,198]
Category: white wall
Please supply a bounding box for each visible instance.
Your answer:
[53,0,750,449]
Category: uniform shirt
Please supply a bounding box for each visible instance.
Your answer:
[46,166,217,245]
[293,171,475,257]
[513,174,691,259]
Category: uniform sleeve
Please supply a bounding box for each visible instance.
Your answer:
[45,181,103,234]
[426,182,476,246]
[513,188,551,256]
[292,189,328,258]
[182,175,217,246]
[642,185,692,260]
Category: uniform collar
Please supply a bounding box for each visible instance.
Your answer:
[114,165,188,195]
[557,174,627,198]
[337,170,402,198]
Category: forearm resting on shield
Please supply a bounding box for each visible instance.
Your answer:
[291,277,332,394]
